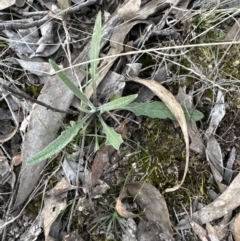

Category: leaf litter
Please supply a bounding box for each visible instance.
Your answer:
[1,0,240,240]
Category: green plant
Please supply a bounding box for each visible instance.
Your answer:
[90,210,130,240]
[26,12,204,165]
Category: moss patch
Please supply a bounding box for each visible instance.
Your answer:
[131,117,215,219]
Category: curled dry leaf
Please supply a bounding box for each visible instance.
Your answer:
[130,76,189,192]
[0,123,18,144]
[115,189,139,219]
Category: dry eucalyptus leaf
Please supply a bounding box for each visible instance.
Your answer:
[214,212,232,240]
[136,0,169,20]
[0,156,12,186]
[230,213,240,241]
[176,87,204,155]
[0,0,15,10]
[205,90,225,139]
[62,158,80,185]
[137,220,173,241]
[116,182,173,240]
[206,135,224,187]
[42,178,76,240]
[97,71,125,99]
[192,172,240,225]
[3,28,39,58]
[14,72,78,208]
[9,58,56,76]
[189,219,208,241]
[62,158,110,197]
[91,145,115,186]
[126,182,173,236]
[224,147,235,185]
[19,215,43,241]
[122,218,137,241]
[118,0,141,20]
[36,21,54,54]
[129,76,189,192]
[222,18,240,49]
[62,231,85,241]
[206,223,220,241]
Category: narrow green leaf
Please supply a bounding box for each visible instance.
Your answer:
[122,101,204,121]
[99,118,123,150]
[27,115,91,165]
[49,59,95,109]
[89,11,102,90]
[99,94,138,113]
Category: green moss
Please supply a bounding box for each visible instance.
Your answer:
[130,118,214,217]
[26,85,42,98]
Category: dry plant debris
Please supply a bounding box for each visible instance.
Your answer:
[1,0,240,240]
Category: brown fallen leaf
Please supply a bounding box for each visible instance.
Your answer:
[175,87,204,155]
[118,0,141,21]
[221,18,240,49]
[116,182,174,240]
[189,219,208,241]
[129,75,189,192]
[91,144,115,186]
[230,213,240,241]
[42,178,77,240]
[206,223,220,241]
[192,172,240,225]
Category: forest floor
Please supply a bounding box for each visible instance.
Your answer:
[1,0,240,240]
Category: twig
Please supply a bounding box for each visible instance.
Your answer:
[0,15,51,30]
[0,0,99,30]
[0,84,78,115]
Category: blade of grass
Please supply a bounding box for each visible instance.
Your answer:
[49,59,95,110]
